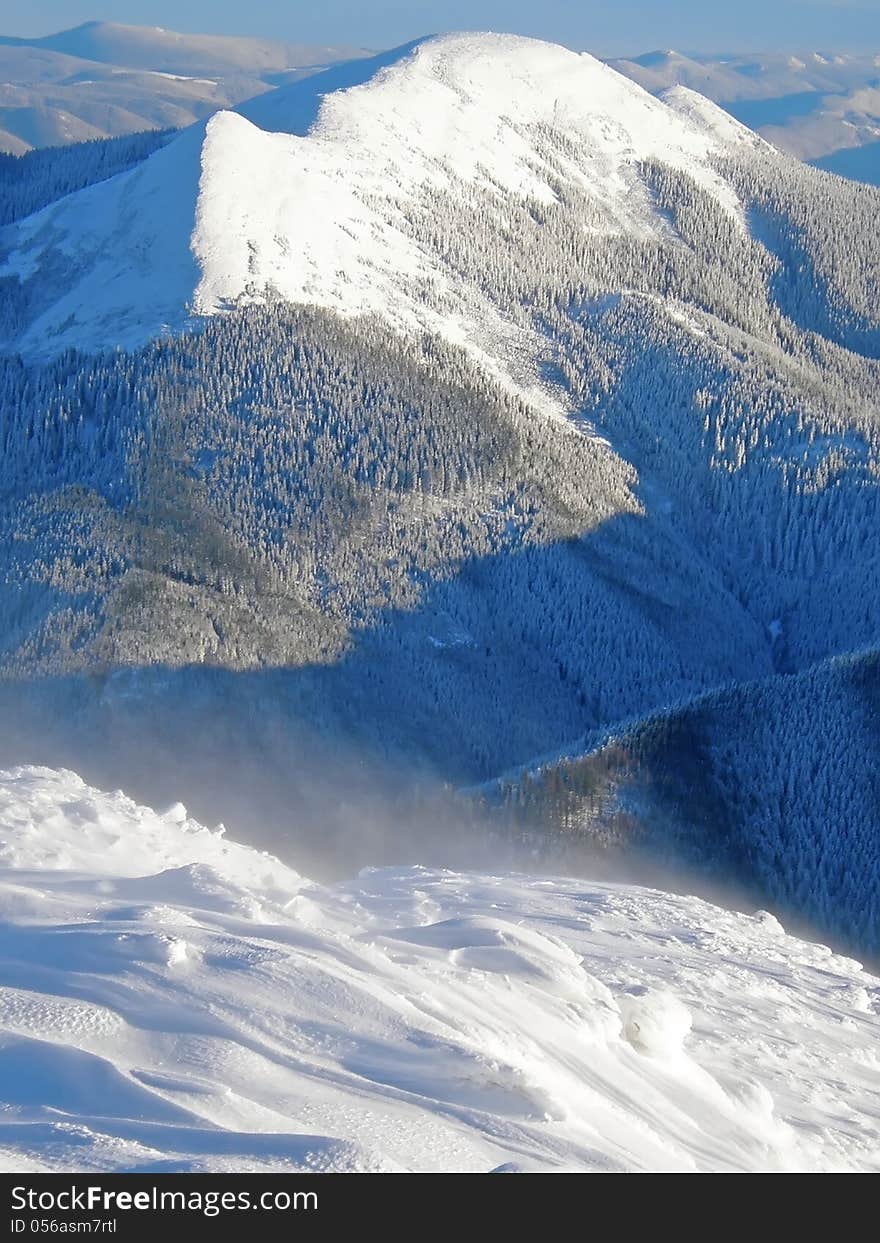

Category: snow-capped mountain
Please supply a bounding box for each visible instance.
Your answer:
[0,34,762,362]
[0,32,879,967]
[0,766,876,1173]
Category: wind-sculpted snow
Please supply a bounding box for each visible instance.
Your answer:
[0,767,876,1173]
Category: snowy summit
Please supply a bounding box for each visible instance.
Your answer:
[0,33,762,360]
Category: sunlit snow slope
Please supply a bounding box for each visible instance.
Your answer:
[0,767,876,1174]
[0,33,761,362]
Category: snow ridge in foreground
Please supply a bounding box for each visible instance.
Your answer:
[0,766,876,1173]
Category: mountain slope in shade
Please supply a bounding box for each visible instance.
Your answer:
[0,766,876,1173]
[814,139,880,184]
[479,647,880,957]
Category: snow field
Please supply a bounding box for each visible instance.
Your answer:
[0,766,876,1173]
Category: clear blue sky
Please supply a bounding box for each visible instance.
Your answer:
[2,1,878,55]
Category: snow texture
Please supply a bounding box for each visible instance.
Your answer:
[0,766,876,1174]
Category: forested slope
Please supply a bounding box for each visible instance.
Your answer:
[0,35,877,950]
[481,649,880,955]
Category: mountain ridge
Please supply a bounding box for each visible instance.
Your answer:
[0,20,367,74]
[0,33,758,371]
[610,47,880,186]
[0,20,371,154]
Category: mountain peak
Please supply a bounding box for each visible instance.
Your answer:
[629,49,684,67]
[2,32,745,360]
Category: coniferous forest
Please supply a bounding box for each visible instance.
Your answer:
[0,62,878,958]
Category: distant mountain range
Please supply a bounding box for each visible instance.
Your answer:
[0,20,370,153]
[610,49,880,185]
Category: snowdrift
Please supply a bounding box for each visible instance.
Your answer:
[0,767,876,1173]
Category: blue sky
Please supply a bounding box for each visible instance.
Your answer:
[2,1,879,54]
